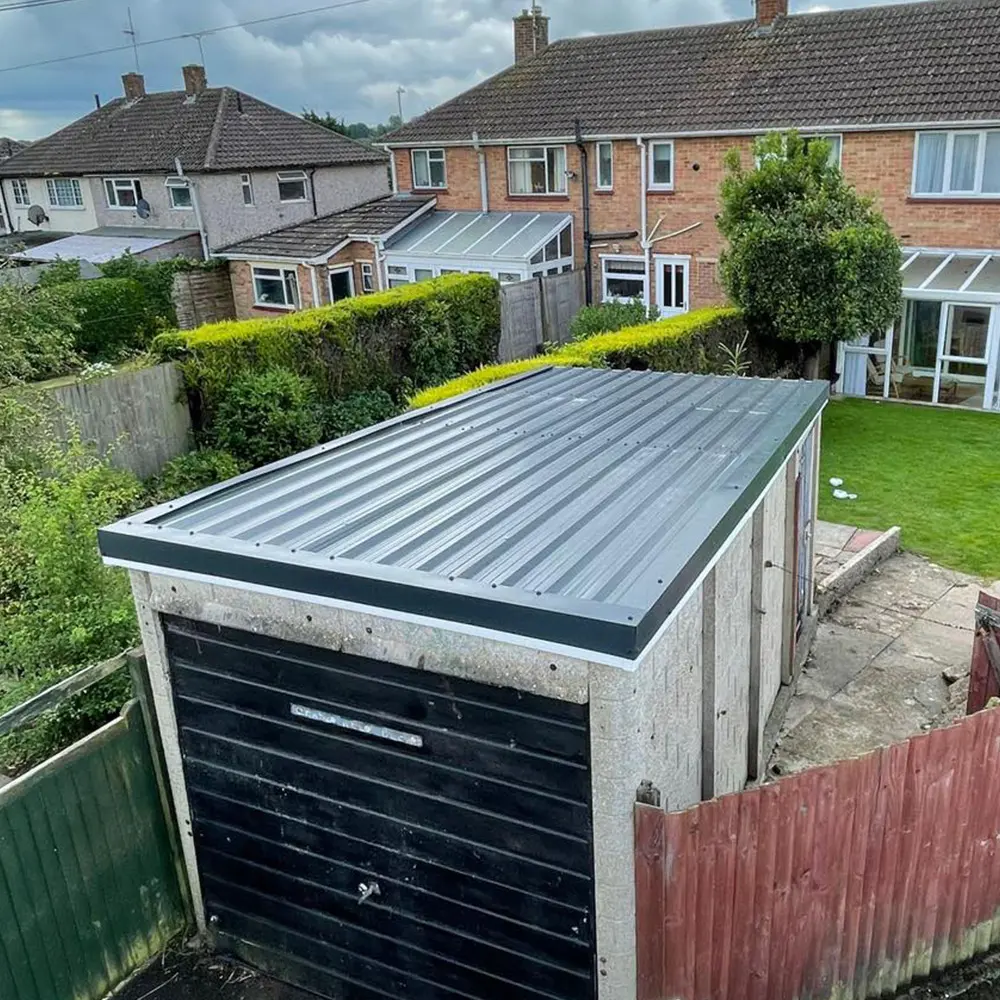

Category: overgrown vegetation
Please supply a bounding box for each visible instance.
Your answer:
[146,448,242,506]
[410,307,787,408]
[719,131,902,361]
[156,274,501,445]
[570,300,659,341]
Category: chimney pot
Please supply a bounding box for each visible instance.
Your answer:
[182,64,208,97]
[122,72,145,102]
[755,0,788,29]
[513,3,549,64]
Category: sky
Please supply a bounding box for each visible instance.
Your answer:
[0,0,909,141]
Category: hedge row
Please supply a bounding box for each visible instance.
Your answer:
[154,274,501,426]
[410,306,757,408]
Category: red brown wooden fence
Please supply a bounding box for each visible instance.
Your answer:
[636,706,1000,1000]
[967,592,1000,714]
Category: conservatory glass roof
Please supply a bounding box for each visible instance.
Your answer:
[902,249,1000,300]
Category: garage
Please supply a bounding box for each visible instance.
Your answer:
[100,366,827,1000]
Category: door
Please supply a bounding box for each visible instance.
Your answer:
[933,303,995,407]
[329,267,354,303]
[654,255,690,317]
[164,616,597,1000]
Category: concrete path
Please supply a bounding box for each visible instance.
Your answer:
[769,523,1000,778]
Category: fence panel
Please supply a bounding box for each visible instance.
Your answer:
[540,268,586,347]
[0,701,188,1000]
[499,279,543,362]
[636,706,1000,1000]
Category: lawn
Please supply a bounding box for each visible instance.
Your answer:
[818,398,1000,580]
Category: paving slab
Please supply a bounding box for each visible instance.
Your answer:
[816,521,858,550]
[827,597,914,639]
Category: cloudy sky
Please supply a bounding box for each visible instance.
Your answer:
[0,0,905,140]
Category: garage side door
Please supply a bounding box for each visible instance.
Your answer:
[164,616,596,1000]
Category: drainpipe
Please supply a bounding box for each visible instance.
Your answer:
[175,156,210,259]
[309,168,318,217]
[575,119,593,306]
[636,137,651,311]
[388,151,398,194]
[0,181,12,235]
[372,238,387,290]
[309,264,321,307]
[473,131,489,213]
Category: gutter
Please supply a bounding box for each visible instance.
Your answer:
[574,119,593,307]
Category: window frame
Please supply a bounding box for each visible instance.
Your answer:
[10,178,30,207]
[251,264,301,310]
[104,177,143,209]
[507,144,568,196]
[276,170,309,204]
[648,141,675,191]
[654,254,691,317]
[241,173,255,206]
[46,178,84,209]
[801,133,843,169]
[165,175,193,210]
[328,265,355,303]
[912,130,1000,198]
[360,261,374,293]
[411,148,447,190]
[601,254,648,304]
[596,141,613,191]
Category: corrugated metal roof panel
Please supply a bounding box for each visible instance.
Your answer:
[99,368,827,658]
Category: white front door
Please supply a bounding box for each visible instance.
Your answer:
[932,303,996,407]
[654,255,690,317]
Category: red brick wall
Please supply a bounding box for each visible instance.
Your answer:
[393,131,1000,310]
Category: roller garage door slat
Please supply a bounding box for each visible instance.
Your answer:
[164,616,597,1000]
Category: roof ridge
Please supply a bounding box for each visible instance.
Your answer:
[203,87,230,171]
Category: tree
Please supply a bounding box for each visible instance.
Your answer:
[302,110,405,141]
[718,131,902,370]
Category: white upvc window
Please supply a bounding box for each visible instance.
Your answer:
[602,255,647,303]
[165,175,193,209]
[411,148,447,189]
[46,178,84,208]
[277,170,308,203]
[649,141,674,190]
[241,173,255,206]
[360,261,374,293]
[596,141,613,190]
[387,264,410,288]
[802,133,843,169]
[10,179,30,206]
[655,254,690,317]
[251,265,300,309]
[913,131,1000,197]
[508,145,567,195]
[104,177,143,208]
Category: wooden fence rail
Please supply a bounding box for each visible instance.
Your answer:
[636,706,1000,1000]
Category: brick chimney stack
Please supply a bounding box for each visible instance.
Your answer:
[755,0,788,29]
[122,73,146,102]
[514,4,550,64]
[183,65,208,97]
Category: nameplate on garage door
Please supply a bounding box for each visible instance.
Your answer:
[290,703,424,748]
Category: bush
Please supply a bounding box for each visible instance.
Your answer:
[570,300,659,341]
[154,274,501,432]
[324,390,400,439]
[146,448,242,505]
[213,368,324,469]
[409,307,775,408]
[50,277,159,361]
[0,283,81,386]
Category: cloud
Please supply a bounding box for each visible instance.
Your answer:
[0,0,915,140]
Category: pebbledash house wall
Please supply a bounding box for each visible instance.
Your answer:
[229,241,377,320]
[392,130,1000,309]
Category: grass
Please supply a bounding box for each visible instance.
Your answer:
[819,398,1000,580]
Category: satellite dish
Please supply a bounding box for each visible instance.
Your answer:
[27,205,48,226]
[136,198,151,219]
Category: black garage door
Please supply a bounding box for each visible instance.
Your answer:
[164,616,597,1000]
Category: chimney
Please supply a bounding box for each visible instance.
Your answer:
[182,64,208,97]
[755,0,788,30]
[122,72,145,102]
[514,4,549,64]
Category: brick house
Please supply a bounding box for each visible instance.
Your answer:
[384,0,1000,411]
[0,66,389,261]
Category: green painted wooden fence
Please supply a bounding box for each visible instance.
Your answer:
[0,699,188,1000]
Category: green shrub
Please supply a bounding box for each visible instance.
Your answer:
[154,274,501,431]
[213,368,324,469]
[324,390,400,439]
[36,257,83,288]
[146,448,242,505]
[50,277,159,361]
[570,300,659,341]
[410,307,759,408]
[0,283,81,386]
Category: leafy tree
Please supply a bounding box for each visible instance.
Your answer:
[303,110,404,141]
[718,131,902,368]
[0,282,80,386]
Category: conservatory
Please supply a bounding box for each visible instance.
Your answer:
[838,249,1000,410]
[383,210,574,285]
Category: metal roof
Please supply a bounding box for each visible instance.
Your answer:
[12,229,197,264]
[99,368,828,660]
[387,211,572,262]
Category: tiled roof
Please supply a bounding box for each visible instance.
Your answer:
[0,138,26,161]
[215,195,436,259]
[0,90,386,177]
[385,0,1000,144]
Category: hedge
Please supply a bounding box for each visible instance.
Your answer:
[410,306,756,408]
[154,274,501,427]
[53,277,158,360]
